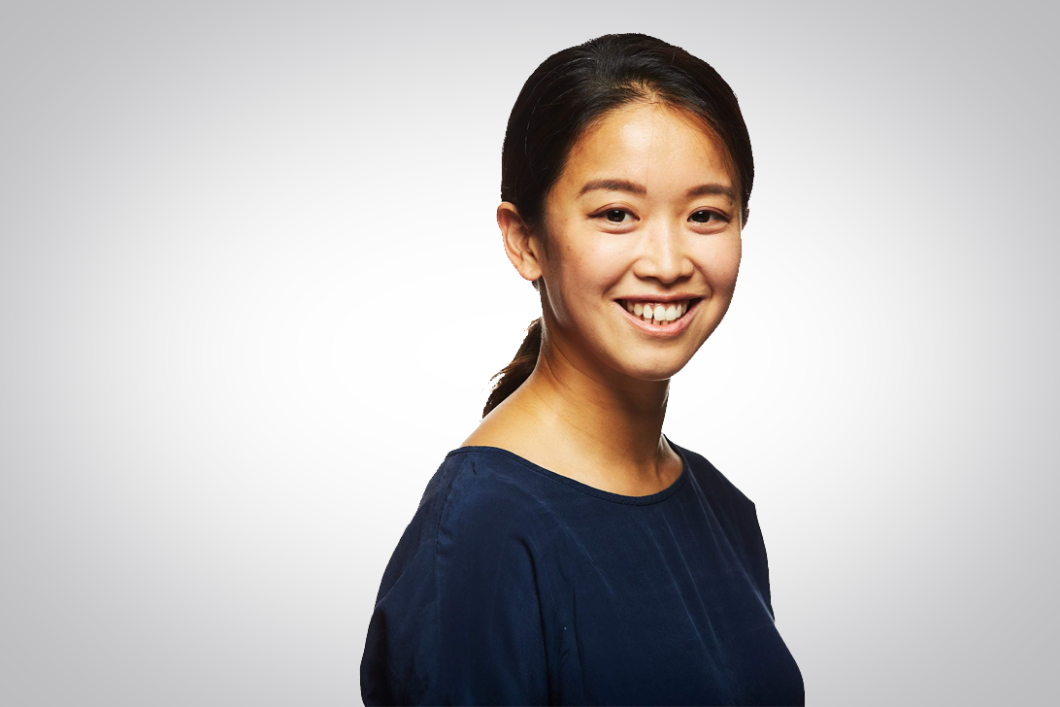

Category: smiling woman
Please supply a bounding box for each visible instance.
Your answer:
[361,33,804,706]
[499,99,743,373]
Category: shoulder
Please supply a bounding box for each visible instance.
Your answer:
[672,440,763,548]
[370,450,517,605]
[674,441,756,511]
[672,440,776,609]
[363,448,557,704]
[434,448,557,544]
[382,448,556,586]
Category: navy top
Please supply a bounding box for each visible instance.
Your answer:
[360,436,804,705]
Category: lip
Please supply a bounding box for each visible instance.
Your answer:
[616,294,701,303]
[616,298,702,338]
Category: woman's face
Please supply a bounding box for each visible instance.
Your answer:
[534,101,742,382]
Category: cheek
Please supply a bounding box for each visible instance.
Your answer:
[546,247,626,329]
[697,237,742,294]
[558,235,626,285]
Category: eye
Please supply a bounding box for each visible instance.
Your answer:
[689,210,727,224]
[594,208,634,223]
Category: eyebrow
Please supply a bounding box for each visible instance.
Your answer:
[577,178,735,202]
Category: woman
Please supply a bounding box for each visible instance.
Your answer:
[361,33,804,706]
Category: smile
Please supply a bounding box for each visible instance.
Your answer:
[615,298,702,337]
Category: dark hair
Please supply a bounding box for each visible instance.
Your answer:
[482,33,753,418]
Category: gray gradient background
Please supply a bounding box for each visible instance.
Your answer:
[1,1,1056,705]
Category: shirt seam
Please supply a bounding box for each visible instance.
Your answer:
[430,455,555,701]
[430,452,473,700]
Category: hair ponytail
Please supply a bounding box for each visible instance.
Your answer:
[482,317,542,417]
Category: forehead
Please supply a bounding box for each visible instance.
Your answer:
[557,102,735,194]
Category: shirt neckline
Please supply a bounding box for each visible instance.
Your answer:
[444,433,691,506]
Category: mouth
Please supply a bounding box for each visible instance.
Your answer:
[614,297,703,336]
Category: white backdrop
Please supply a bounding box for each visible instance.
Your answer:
[1,1,1057,705]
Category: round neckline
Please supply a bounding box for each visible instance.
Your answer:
[445,433,691,506]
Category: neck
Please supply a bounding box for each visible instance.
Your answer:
[511,321,675,484]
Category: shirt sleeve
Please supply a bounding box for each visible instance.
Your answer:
[361,458,551,705]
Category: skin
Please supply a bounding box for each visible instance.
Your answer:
[461,101,743,496]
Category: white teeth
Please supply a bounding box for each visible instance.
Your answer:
[622,300,692,325]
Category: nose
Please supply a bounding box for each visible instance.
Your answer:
[631,218,694,284]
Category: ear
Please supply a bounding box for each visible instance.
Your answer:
[497,202,544,283]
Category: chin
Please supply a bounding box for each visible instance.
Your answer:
[617,357,691,382]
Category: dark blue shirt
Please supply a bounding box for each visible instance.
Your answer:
[361,436,804,705]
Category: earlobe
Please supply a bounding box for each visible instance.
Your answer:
[497,202,543,283]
